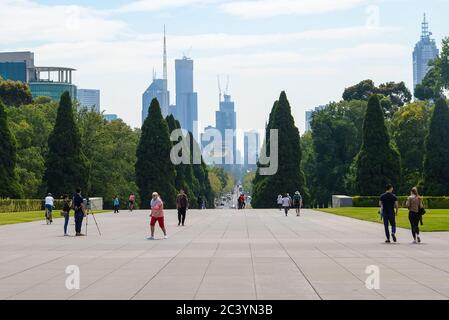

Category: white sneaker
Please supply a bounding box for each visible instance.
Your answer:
[164,235,168,239]
[147,236,155,240]
[64,233,69,237]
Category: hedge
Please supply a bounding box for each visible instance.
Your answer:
[0,199,64,213]
[352,196,449,209]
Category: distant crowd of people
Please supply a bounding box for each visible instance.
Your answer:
[277,191,303,217]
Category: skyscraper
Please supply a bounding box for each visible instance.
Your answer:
[413,14,439,89]
[244,130,260,170]
[77,89,100,112]
[216,93,236,166]
[175,56,198,136]
[142,27,170,124]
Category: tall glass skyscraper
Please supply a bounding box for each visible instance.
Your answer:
[413,14,439,89]
[216,93,236,166]
[175,57,198,136]
[141,27,170,124]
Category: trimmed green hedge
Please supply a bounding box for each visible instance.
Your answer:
[353,196,449,209]
[0,199,64,213]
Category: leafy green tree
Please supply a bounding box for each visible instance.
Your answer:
[0,100,22,197]
[136,98,176,208]
[252,91,305,208]
[43,91,88,197]
[242,171,256,195]
[422,99,449,195]
[343,80,412,118]
[355,95,401,195]
[7,101,58,197]
[0,78,32,107]
[77,109,139,207]
[391,101,431,193]
[311,100,366,206]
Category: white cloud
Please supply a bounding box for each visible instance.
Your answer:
[113,0,218,13]
[0,0,126,44]
[221,0,368,19]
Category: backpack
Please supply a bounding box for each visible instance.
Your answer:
[293,194,301,205]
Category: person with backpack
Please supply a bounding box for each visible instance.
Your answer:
[148,192,167,240]
[72,188,86,237]
[406,187,424,244]
[293,191,302,216]
[379,184,399,243]
[176,189,189,226]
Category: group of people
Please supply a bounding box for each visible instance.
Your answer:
[237,194,246,209]
[277,191,303,217]
[44,188,87,237]
[112,193,136,213]
[380,184,426,244]
[146,189,190,240]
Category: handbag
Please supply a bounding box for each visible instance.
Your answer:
[418,197,426,215]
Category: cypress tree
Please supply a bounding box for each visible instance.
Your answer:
[355,95,401,195]
[0,100,22,198]
[136,99,177,208]
[422,99,449,195]
[43,91,87,197]
[252,91,305,208]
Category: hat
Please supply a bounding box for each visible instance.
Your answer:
[295,191,300,195]
[152,192,159,197]
[47,193,52,196]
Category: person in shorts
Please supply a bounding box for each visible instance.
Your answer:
[44,193,54,225]
[128,193,136,212]
[147,192,167,240]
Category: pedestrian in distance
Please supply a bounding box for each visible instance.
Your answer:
[379,184,399,243]
[282,194,291,216]
[277,195,283,211]
[293,191,302,216]
[44,193,55,225]
[113,195,120,213]
[72,188,86,237]
[197,196,203,210]
[128,193,136,212]
[61,194,71,236]
[406,187,424,244]
[176,189,189,226]
[148,192,168,240]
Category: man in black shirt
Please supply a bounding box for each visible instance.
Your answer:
[379,184,399,243]
[73,188,86,236]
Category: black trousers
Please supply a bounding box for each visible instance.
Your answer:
[74,210,84,234]
[178,207,187,225]
[409,211,420,239]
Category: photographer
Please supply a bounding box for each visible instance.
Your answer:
[72,188,86,237]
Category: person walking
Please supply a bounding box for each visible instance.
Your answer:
[277,195,283,211]
[72,188,86,237]
[148,192,167,240]
[128,193,136,212]
[44,193,54,225]
[406,187,424,244]
[293,191,302,216]
[176,189,189,226]
[113,196,120,214]
[61,194,71,236]
[282,194,291,216]
[379,184,399,243]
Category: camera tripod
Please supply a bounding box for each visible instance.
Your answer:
[85,200,102,236]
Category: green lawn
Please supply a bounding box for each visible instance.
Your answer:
[0,210,110,226]
[318,207,449,232]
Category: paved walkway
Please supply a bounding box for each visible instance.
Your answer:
[1,209,449,300]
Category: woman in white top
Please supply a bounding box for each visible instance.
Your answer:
[44,193,54,225]
[277,195,283,211]
[282,194,291,216]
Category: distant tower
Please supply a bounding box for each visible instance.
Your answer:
[163,25,168,82]
[413,13,439,90]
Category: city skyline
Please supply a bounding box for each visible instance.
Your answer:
[1,1,448,141]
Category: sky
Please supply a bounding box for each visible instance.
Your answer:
[1,0,448,147]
